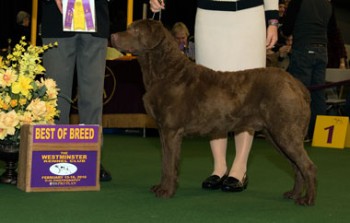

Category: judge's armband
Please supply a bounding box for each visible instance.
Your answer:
[268,19,279,27]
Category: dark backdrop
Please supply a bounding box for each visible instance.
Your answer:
[110,0,350,41]
[0,0,349,49]
[145,0,349,44]
[0,0,31,49]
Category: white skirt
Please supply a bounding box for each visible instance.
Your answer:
[195,5,266,72]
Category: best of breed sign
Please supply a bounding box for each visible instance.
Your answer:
[17,124,101,192]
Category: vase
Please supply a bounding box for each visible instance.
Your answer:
[0,140,20,184]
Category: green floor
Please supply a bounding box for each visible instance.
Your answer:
[1,133,350,223]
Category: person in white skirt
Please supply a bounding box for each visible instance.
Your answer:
[150,0,279,192]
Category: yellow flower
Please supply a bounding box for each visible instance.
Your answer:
[43,78,57,89]
[11,50,22,59]
[19,98,27,106]
[19,111,33,125]
[1,38,60,142]
[44,78,59,99]
[4,94,11,103]
[45,102,57,121]
[0,127,8,140]
[6,54,13,61]
[10,99,18,108]
[0,68,18,87]
[0,100,10,110]
[0,110,19,136]
[35,64,46,74]
[26,98,47,120]
[11,75,33,97]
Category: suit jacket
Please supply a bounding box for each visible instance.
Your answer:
[281,0,332,48]
[41,0,110,38]
[327,6,347,68]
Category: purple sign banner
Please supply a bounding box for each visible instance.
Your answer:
[30,151,98,188]
[33,125,99,143]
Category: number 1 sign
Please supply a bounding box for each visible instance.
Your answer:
[312,115,349,149]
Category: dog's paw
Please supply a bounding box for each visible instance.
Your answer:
[295,196,315,206]
[284,191,315,206]
[150,184,175,198]
[283,190,299,200]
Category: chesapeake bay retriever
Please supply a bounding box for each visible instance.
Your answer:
[111,19,317,206]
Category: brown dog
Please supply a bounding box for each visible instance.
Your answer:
[111,19,317,206]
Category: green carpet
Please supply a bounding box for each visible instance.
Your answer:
[1,133,350,223]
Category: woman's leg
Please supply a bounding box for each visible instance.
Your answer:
[209,138,228,177]
[202,138,228,189]
[203,132,253,190]
[229,131,254,181]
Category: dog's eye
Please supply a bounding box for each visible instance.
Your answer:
[129,27,139,36]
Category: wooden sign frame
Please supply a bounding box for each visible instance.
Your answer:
[17,124,101,192]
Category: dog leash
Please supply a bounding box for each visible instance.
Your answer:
[151,11,161,21]
[151,0,163,21]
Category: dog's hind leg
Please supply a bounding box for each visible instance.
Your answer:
[150,128,184,198]
[291,149,317,206]
[265,131,317,206]
[283,163,305,201]
[284,145,317,206]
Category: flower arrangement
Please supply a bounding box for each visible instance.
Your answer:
[0,37,60,143]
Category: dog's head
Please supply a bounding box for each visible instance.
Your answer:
[111,19,166,54]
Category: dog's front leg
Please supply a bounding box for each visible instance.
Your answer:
[151,128,184,198]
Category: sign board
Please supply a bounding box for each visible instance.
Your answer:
[346,122,350,148]
[312,115,349,149]
[17,124,101,192]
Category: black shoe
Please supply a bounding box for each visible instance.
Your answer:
[221,175,248,192]
[100,165,112,182]
[202,175,227,190]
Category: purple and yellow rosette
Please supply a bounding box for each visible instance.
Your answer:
[64,0,95,32]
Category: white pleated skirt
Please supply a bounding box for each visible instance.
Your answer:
[195,5,266,72]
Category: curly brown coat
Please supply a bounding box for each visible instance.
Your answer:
[111,19,317,206]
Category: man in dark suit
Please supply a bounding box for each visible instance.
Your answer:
[282,0,332,140]
[41,0,112,181]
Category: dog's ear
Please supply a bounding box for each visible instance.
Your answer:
[137,19,166,50]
